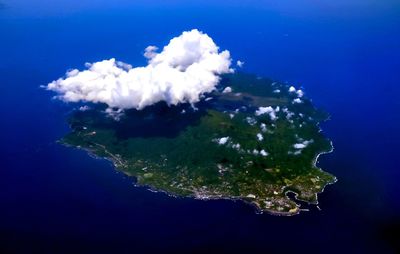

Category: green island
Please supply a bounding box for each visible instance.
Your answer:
[62,73,337,216]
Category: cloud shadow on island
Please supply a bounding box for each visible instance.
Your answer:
[69,101,212,140]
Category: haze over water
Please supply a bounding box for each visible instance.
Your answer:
[1,1,399,253]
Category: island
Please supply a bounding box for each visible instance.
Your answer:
[62,72,337,216]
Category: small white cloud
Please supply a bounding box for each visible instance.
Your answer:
[260,123,267,132]
[293,139,313,149]
[79,105,90,111]
[144,45,159,59]
[105,108,124,121]
[257,133,264,141]
[255,106,277,120]
[215,137,230,145]
[288,150,301,156]
[236,60,244,68]
[296,89,304,97]
[255,106,273,116]
[285,109,295,119]
[293,98,302,104]
[232,143,241,150]
[246,117,257,125]
[303,139,314,146]
[273,89,280,93]
[260,149,268,156]
[293,143,306,149]
[289,86,304,97]
[222,86,232,93]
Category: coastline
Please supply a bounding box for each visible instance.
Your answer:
[60,139,331,216]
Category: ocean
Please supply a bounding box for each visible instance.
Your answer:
[1,1,399,253]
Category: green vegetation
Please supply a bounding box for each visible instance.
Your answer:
[62,73,337,215]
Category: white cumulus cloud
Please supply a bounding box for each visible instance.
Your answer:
[46,29,233,110]
[293,98,303,104]
[255,106,279,120]
[222,86,232,93]
[215,137,230,145]
[260,149,268,156]
[296,89,304,97]
[293,139,313,149]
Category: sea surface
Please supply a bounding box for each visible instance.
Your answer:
[1,1,399,253]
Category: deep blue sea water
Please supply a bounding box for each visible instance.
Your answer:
[1,1,400,253]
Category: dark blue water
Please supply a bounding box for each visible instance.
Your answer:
[1,1,399,253]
